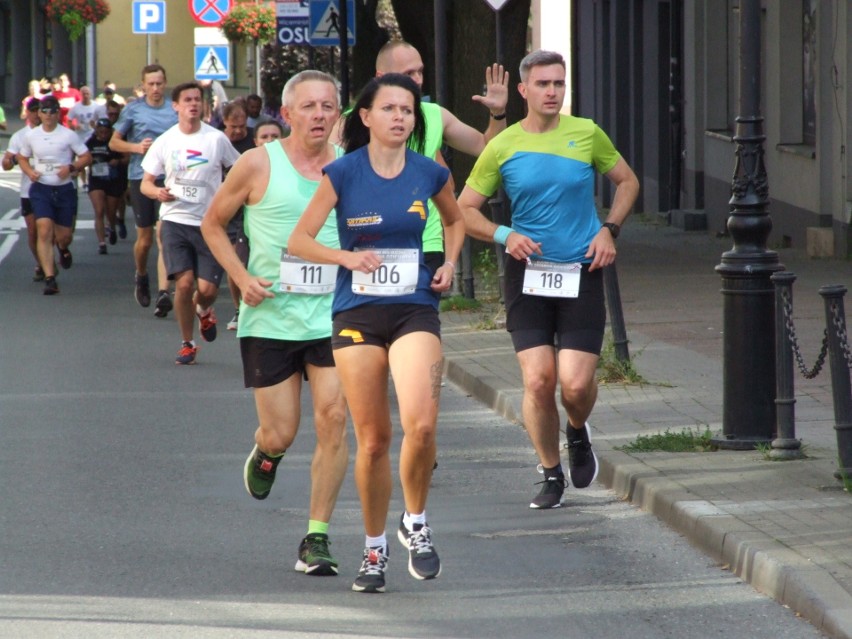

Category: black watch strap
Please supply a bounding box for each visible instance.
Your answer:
[602,222,620,239]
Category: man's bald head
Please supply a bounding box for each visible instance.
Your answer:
[375,41,424,89]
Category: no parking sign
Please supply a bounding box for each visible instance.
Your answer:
[188,0,232,27]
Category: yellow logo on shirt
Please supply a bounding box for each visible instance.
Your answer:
[339,329,364,343]
[407,200,427,220]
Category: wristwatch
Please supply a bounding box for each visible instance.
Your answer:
[490,112,507,120]
[602,222,620,239]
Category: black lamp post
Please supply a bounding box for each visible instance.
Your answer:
[713,0,784,449]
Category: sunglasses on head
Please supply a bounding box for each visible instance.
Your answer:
[40,107,59,114]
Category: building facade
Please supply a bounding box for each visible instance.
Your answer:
[0,1,255,108]
[573,0,851,257]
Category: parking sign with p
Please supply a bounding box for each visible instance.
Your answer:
[133,1,167,34]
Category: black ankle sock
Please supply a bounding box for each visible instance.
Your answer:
[543,463,563,479]
[567,423,589,443]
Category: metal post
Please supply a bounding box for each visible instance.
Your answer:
[819,285,852,480]
[490,7,508,304]
[434,0,448,106]
[603,264,630,362]
[770,272,803,459]
[338,0,349,106]
[488,195,508,304]
[462,237,475,299]
[712,0,783,450]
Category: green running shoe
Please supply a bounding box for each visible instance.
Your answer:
[294,533,339,576]
[243,445,282,500]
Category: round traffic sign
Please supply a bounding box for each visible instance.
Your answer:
[188,0,232,27]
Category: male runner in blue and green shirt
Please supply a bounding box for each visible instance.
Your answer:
[458,49,640,510]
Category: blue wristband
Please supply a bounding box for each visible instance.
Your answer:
[493,225,512,245]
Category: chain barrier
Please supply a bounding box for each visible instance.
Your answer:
[830,299,852,369]
[780,287,828,379]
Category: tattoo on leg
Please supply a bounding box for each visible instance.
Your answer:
[430,360,443,402]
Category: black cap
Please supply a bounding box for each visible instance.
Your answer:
[39,95,60,109]
[96,117,112,128]
[104,87,114,94]
[26,98,41,111]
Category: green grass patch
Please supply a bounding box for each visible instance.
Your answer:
[597,338,646,384]
[440,295,483,312]
[618,427,718,453]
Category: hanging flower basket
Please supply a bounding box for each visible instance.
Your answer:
[45,0,110,42]
[220,2,277,45]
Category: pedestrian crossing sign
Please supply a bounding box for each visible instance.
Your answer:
[194,45,229,81]
[309,0,355,46]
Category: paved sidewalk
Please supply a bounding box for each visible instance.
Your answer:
[441,221,852,639]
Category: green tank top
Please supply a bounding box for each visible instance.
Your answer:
[237,141,342,341]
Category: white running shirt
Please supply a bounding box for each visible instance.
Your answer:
[19,125,89,187]
[141,122,240,226]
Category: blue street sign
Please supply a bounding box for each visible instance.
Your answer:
[277,0,310,46]
[194,45,230,81]
[133,1,166,34]
[309,0,355,46]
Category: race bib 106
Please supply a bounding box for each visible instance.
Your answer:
[351,248,419,296]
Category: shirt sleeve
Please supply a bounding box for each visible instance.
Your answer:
[140,135,164,176]
[322,155,345,200]
[464,140,501,197]
[114,103,133,137]
[222,136,241,168]
[592,125,621,174]
[18,130,33,158]
[71,132,90,156]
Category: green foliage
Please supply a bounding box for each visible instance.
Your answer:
[46,0,110,41]
[618,427,718,453]
[440,295,482,312]
[597,338,646,384]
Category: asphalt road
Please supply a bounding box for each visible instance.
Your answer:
[0,168,827,638]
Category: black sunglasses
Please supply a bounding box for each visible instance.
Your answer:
[40,107,59,114]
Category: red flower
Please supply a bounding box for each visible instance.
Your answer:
[220,2,276,44]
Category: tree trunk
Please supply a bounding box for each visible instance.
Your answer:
[446,0,531,185]
[390,1,437,98]
[352,0,391,102]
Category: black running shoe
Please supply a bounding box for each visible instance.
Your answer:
[352,546,388,593]
[295,533,339,576]
[567,422,599,489]
[529,469,567,509]
[135,273,150,307]
[153,290,173,318]
[33,266,45,282]
[243,445,282,500]
[43,276,59,295]
[98,243,107,255]
[397,514,441,580]
[117,220,127,239]
[108,226,117,245]
[58,248,73,269]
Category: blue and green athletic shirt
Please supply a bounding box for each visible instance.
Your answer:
[465,114,621,264]
[323,146,450,314]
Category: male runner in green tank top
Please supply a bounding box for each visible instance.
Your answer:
[202,71,348,577]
